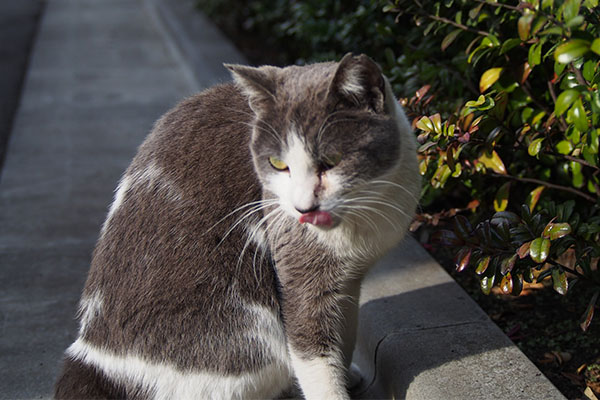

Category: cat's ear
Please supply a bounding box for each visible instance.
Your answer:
[328,53,385,113]
[225,64,277,114]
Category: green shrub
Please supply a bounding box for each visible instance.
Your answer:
[199,0,600,330]
[392,0,600,331]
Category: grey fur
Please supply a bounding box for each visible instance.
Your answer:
[54,54,420,399]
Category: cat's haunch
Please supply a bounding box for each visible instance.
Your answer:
[54,53,421,400]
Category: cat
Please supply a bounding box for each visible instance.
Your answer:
[54,53,420,400]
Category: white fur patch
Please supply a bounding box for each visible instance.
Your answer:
[245,304,292,373]
[78,291,103,336]
[101,174,132,235]
[132,162,182,202]
[67,338,291,400]
[285,130,319,213]
[266,128,319,217]
[289,349,349,400]
[100,161,184,237]
[340,66,364,97]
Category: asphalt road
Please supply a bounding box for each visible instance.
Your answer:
[0,0,45,175]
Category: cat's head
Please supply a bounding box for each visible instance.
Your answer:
[226,54,411,230]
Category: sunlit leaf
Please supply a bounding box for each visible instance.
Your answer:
[551,267,568,295]
[494,182,510,212]
[430,113,442,134]
[592,38,600,55]
[480,275,495,295]
[476,256,490,275]
[501,272,514,294]
[528,138,544,156]
[554,89,579,116]
[479,67,503,93]
[530,237,550,263]
[518,14,534,40]
[556,140,574,154]
[518,241,531,259]
[554,39,590,64]
[455,248,472,272]
[528,42,542,67]
[580,291,599,332]
[478,150,507,174]
[527,186,545,211]
[572,98,588,131]
[543,222,572,240]
[416,116,434,132]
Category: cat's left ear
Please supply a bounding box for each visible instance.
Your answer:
[225,64,277,114]
[328,53,385,113]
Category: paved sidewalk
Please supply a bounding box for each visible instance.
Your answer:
[0,0,564,399]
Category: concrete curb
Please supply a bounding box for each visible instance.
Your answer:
[150,1,566,398]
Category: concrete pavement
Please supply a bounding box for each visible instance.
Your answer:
[0,0,565,398]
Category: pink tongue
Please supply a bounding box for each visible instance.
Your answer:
[298,210,333,227]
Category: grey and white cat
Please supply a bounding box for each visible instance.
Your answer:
[54,53,420,399]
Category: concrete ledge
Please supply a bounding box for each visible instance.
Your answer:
[150,1,567,398]
[354,239,564,399]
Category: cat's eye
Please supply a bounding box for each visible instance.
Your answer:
[268,156,289,171]
[321,153,342,170]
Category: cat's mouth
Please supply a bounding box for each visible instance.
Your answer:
[298,210,333,227]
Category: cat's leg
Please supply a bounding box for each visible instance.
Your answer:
[274,246,358,400]
[54,357,127,400]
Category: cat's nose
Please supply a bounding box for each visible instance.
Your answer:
[295,204,319,214]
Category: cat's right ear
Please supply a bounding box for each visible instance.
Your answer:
[225,64,277,114]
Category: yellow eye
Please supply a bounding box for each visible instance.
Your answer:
[322,153,342,169]
[268,156,288,171]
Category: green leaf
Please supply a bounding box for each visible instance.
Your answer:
[500,254,517,275]
[572,98,588,131]
[580,291,599,332]
[478,150,507,174]
[518,241,531,259]
[518,14,534,41]
[455,248,472,272]
[500,38,522,54]
[494,182,510,212]
[554,89,579,116]
[592,38,600,55]
[562,0,580,22]
[465,95,485,108]
[528,138,544,156]
[500,272,514,294]
[416,116,434,132]
[570,161,585,188]
[552,267,568,295]
[583,60,596,82]
[527,186,545,211]
[479,67,503,93]
[556,140,574,154]
[530,237,550,263]
[442,29,462,51]
[480,274,495,295]
[528,42,542,67]
[430,113,442,134]
[475,256,490,275]
[543,222,572,240]
[554,39,590,64]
